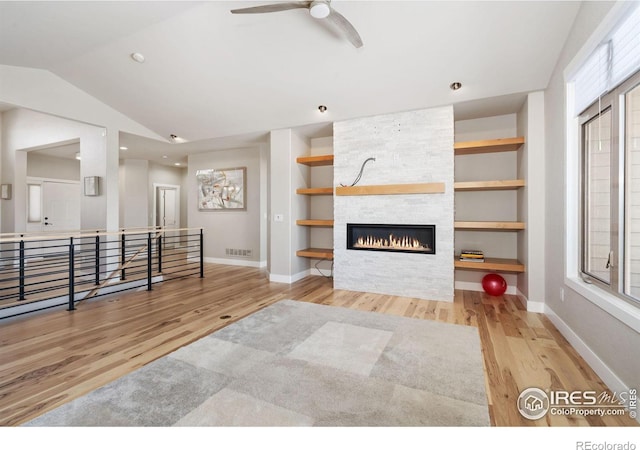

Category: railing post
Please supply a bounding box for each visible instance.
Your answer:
[19,236,25,301]
[157,232,162,273]
[68,237,75,311]
[95,231,100,286]
[200,228,204,278]
[121,230,126,281]
[147,232,152,291]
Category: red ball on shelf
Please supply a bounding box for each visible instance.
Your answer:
[482,273,507,296]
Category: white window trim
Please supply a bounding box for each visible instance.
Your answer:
[563,3,640,333]
[565,87,640,332]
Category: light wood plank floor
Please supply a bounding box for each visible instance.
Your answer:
[0,264,636,426]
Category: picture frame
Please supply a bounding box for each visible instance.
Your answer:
[84,176,99,196]
[1,184,11,200]
[196,167,247,211]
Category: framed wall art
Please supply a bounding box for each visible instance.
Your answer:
[196,167,246,211]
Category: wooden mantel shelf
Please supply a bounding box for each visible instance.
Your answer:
[336,182,445,196]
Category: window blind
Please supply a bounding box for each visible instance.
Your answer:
[574,4,640,115]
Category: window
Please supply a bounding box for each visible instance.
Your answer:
[575,3,640,307]
[624,82,640,299]
[581,104,613,285]
[27,183,42,223]
[580,71,640,304]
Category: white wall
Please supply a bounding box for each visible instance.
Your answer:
[188,147,263,266]
[269,129,310,282]
[1,108,107,233]
[545,1,639,394]
[517,91,546,310]
[260,145,268,268]
[27,153,80,181]
[118,160,188,230]
[119,159,149,229]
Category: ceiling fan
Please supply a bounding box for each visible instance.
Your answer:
[230,1,363,48]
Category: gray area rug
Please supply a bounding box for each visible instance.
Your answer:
[25,300,490,426]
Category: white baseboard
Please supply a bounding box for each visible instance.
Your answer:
[515,287,546,313]
[544,304,633,403]
[203,257,265,268]
[525,300,545,313]
[454,280,517,295]
[269,269,310,284]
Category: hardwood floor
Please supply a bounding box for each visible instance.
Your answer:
[0,264,636,426]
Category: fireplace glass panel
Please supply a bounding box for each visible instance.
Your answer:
[346,223,435,254]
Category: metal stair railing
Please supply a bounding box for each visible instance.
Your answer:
[0,227,204,319]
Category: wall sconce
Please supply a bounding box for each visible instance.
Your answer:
[1,184,11,200]
[84,176,100,196]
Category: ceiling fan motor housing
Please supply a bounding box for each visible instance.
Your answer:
[310,1,331,19]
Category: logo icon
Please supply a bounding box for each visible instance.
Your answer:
[517,387,550,420]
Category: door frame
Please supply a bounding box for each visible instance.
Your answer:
[152,183,181,230]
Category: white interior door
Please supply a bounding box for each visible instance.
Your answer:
[43,181,81,233]
[156,186,180,247]
[33,181,81,257]
[158,187,177,229]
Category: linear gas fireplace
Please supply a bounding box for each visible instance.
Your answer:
[346,223,436,255]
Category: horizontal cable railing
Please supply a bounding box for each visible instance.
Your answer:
[0,227,204,319]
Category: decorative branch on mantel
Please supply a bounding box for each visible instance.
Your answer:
[335,182,445,196]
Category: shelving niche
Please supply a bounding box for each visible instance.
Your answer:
[295,152,334,261]
[454,137,525,273]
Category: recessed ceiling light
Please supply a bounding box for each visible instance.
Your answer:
[130,52,145,63]
[174,163,181,166]
[318,105,327,113]
[450,81,462,91]
[119,146,128,151]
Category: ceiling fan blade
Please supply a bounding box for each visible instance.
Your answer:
[230,2,310,14]
[326,8,363,48]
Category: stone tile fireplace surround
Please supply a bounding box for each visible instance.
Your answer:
[333,106,454,302]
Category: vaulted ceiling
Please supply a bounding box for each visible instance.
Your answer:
[0,1,581,162]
